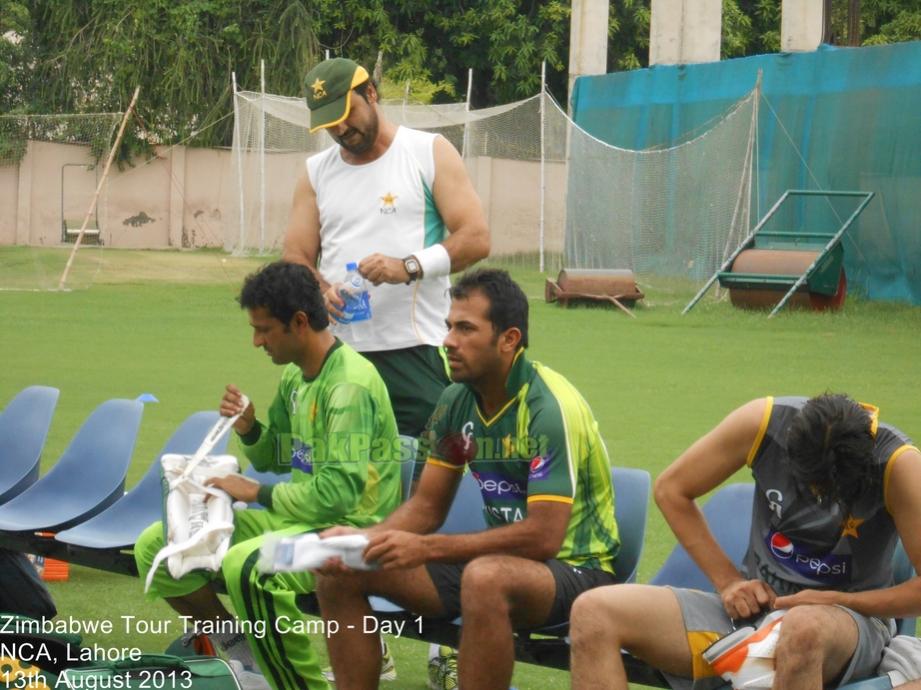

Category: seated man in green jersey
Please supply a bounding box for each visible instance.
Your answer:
[135,261,402,690]
[569,395,921,690]
[315,268,621,690]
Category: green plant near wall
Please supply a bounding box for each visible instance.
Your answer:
[0,119,28,166]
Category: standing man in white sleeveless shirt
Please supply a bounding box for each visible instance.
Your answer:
[282,58,489,689]
[283,57,489,465]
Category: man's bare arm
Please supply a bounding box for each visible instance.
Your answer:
[431,135,490,271]
[364,501,571,570]
[655,398,774,618]
[281,173,330,291]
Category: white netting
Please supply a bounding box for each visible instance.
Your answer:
[0,113,121,290]
[564,92,757,282]
[230,86,756,289]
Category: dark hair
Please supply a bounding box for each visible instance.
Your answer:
[450,268,529,348]
[238,261,329,331]
[786,393,877,508]
[354,77,378,103]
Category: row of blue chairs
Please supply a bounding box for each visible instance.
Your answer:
[0,386,229,573]
[0,386,912,688]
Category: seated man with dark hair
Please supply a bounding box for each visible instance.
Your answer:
[135,261,401,690]
[570,394,921,690]
[315,268,621,690]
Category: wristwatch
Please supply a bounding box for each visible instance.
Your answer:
[403,255,422,283]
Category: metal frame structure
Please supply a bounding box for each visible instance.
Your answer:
[683,189,874,318]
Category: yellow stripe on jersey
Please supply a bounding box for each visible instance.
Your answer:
[746,396,774,467]
[527,494,575,505]
[476,395,519,427]
[426,457,464,473]
[883,444,921,514]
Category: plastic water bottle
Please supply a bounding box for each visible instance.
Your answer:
[339,262,372,323]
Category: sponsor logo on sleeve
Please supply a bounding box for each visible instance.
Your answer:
[527,454,553,481]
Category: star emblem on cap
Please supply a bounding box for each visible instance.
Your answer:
[311,78,327,99]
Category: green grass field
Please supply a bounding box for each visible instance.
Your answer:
[2,247,920,689]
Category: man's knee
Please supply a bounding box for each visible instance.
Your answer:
[315,571,373,603]
[570,585,628,641]
[776,606,831,658]
[459,556,511,606]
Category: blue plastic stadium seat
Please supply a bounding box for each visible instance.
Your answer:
[0,386,59,505]
[610,466,651,584]
[527,466,651,639]
[0,399,143,533]
[890,540,918,636]
[439,470,488,534]
[650,482,755,590]
[398,435,418,500]
[839,677,895,690]
[56,411,228,550]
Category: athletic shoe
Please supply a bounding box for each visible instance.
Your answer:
[321,639,397,683]
[702,610,785,690]
[228,659,272,690]
[427,644,458,690]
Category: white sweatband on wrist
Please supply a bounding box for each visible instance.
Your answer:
[415,243,451,279]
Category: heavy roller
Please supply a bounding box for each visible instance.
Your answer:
[545,268,644,317]
[683,190,874,318]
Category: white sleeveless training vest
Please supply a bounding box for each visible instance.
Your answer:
[307,126,450,352]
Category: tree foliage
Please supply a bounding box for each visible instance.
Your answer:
[16,0,322,152]
[2,0,921,152]
[0,1,31,114]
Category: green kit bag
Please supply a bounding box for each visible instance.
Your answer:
[57,654,241,689]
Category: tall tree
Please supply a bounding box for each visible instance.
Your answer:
[7,0,921,153]
[0,1,31,113]
[23,0,322,150]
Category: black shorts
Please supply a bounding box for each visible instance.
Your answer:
[425,559,617,628]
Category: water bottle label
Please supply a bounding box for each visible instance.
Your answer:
[342,290,372,322]
[339,265,372,324]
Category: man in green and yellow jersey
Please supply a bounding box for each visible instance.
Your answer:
[135,261,401,690]
[316,268,620,690]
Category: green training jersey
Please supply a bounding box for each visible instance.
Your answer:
[422,350,620,574]
[238,339,402,529]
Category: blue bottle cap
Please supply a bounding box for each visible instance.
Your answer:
[346,262,358,271]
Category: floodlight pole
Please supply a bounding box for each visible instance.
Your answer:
[539,60,547,274]
[58,86,140,291]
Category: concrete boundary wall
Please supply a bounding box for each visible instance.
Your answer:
[1,142,561,256]
[0,142,235,249]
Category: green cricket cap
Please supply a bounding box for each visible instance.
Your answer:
[304,58,370,133]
